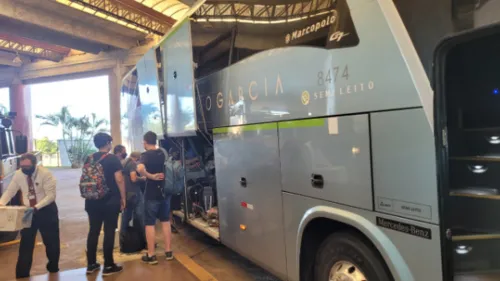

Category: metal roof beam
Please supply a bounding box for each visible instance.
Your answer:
[0,17,110,54]
[68,0,175,35]
[0,33,70,55]
[0,0,139,50]
[116,0,176,24]
[194,0,336,21]
[0,38,64,62]
[0,33,67,62]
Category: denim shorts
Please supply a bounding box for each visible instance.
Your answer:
[144,196,171,226]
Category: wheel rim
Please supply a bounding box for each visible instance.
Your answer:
[329,261,368,281]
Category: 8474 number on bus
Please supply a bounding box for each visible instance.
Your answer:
[317,65,349,86]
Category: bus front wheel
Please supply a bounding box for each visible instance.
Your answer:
[314,232,392,281]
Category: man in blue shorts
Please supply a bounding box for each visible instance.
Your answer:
[137,131,172,264]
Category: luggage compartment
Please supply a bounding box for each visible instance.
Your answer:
[435,23,500,280]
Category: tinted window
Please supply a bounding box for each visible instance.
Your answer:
[190,0,360,78]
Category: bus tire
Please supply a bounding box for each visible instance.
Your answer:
[314,232,392,281]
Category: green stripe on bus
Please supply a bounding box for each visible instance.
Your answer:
[213,123,277,134]
[279,118,325,129]
[245,123,276,132]
[213,127,228,134]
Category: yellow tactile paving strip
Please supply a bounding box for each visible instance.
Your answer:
[0,239,20,248]
[175,252,218,281]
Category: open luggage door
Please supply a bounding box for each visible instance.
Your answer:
[435,23,500,281]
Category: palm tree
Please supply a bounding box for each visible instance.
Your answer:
[71,113,109,166]
[36,106,75,165]
[37,107,109,168]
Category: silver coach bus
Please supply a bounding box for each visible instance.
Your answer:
[121,0,500,280]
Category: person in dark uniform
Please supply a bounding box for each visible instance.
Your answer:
[0,153,59,279]
[120,151,146,241]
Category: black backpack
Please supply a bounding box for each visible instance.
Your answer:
[119,215,145,254]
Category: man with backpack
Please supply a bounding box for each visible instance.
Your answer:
[137,131,173,265]
[80,133,126,276]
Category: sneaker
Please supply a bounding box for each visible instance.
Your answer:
[86,263,101,274]
[165,251,174,261]
[142,254,158,265]
[102,264,123,276]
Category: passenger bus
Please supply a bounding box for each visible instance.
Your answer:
[121,0,500,280]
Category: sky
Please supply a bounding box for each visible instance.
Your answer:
[0,87,9,113]
[30,75,111,140]
[0,76,111,140]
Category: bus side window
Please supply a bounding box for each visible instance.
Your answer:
[190,0,359,75]
[191,23,237,79]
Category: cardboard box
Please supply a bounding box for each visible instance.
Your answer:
[0,206,31,231]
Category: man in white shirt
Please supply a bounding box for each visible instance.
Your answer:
[0,153,60,279]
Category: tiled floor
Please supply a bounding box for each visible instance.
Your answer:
[0,168,279,281]
[21,259,198,281]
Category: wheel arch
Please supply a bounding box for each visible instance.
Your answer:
[297,206,414,281]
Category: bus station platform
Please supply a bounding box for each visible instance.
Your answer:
[17,257,201,281]
[0,169,278,281]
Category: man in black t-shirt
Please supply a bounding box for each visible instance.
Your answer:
[137,131,173,264]
[85,133,126,276]
[120,152,146,242]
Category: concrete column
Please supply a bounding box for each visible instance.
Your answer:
[9,79,33,151]
[109,66,122,145]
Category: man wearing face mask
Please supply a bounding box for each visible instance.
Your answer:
[0,153,59,279]
[113,145,127,165]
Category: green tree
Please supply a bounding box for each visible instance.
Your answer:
[35,137,58,155]
[36,107,109,168]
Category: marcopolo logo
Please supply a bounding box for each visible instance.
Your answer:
[285,11,338,44]
[329,31,350,42]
